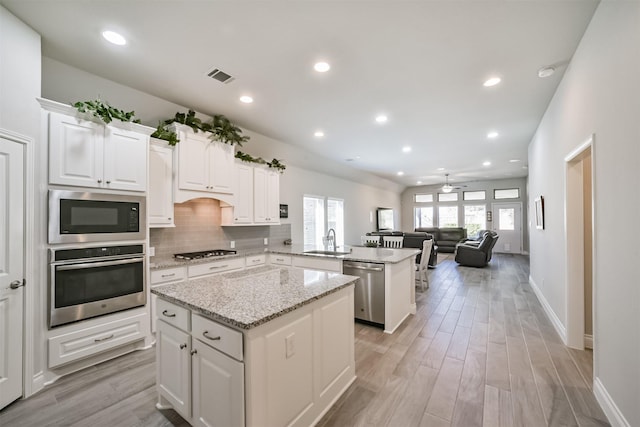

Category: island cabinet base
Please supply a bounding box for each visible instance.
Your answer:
[244,286,356,427]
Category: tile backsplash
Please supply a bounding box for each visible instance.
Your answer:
[150,198,291,258]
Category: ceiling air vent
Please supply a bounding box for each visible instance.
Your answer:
[206,68,235,84]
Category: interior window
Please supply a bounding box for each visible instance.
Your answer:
[464,205,486,236]
[414,207,434,228]
[494,188,520,199]
[303,195,344,247]
[438,206,458,227]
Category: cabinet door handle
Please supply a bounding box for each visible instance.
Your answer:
[162,310,176,318]
[168,217,172,220]
[190,349,198,356]
[161,273,175,278]
[209,265,228,270]
[94,334,114,343]
[180,343,187,349]
[97,179,102,184]
[202,331,221,341]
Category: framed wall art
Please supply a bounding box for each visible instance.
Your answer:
[534,196,545,230]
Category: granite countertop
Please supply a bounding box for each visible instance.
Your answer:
[151,265,358,330]
[150,245,419,270]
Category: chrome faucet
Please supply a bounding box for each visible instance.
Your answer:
[326,228,336,251]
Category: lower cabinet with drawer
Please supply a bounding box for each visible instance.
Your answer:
[155,284,355,427]
[156,300,245,427]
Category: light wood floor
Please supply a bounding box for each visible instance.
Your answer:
[0,254,608,427]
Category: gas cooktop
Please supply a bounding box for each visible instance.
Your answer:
[173,249,237,260]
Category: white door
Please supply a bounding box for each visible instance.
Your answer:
[148,144,174,227]
[209,141,234,194]
[178,132,209,192]
[492,202,522,254]
[233,163,253,224]
[0,137,24,410]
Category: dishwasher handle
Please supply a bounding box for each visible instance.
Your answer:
[343,263,384,272]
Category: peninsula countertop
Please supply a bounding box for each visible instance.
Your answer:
[150,245,420,270]
[151,265,358,330]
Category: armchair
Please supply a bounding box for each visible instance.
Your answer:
[454,232,499,267]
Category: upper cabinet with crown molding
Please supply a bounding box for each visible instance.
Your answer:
[40,99,154,192]
[221,163,280,226]
[171,124,235,205]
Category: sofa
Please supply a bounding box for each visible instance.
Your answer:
[414,227,467,253]
[454,231,499,267]
[366,231,438,267]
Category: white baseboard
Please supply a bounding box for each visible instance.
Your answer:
[584,334,593,349]
[593,377,630,427]
[528,275,567,344]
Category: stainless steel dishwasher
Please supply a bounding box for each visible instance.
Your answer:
[343,261,385,326]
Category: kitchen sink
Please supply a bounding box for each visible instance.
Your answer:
[304,250,351,256]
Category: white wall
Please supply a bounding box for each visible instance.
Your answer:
[528,2,640,425]
[0,5,40,137]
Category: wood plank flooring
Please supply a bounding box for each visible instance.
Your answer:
[0,254,607,427]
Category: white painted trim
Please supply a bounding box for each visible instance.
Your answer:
[593,377,630,427]
[0,129,37,398]
[564,134,594,350]
[528,275,567,344]
[584,334,593,349]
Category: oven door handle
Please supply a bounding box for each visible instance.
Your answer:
[56,257,144,271]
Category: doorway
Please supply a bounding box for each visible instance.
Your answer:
[565,135,594,351]
[0,134,25,410]
[491,202,523,254]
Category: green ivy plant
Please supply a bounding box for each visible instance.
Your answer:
[162,109,249,147]
[235,151,286,172]
[73,99,140,124]
[151,122,180,146]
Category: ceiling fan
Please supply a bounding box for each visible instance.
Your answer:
[441,173,466,193]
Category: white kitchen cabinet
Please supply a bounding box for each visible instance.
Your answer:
[245,254,266,268]
[43,101,152,192]
[192,339,245,427]
[227,162,253,224]
[48,312,147,368]
[157,320,191,418]
[157,300,245,426]
[269,254,292,266]
[173,124,235,204]
[221,164,280,226]
[253,167,280,224]
[148,141,175,227]
[150,266,187,333]
[187,257,245,279]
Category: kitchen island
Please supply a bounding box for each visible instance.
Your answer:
[268,245,421,333]
[152,265,357,427]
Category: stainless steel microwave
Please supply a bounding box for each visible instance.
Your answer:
[48,190,146,244]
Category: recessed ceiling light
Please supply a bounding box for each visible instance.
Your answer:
[397,171,404,176]
[102,30,127,46]
[483,161,491,166]
[483,77,501,87]
[509,159,521,163]
[437,167,445,171]
[487,131,499,139]
[417,181,423,185]
[314,131,324,137]
[375,115,388,123]
[239,95,253,104]
[402,146,412,153]
[538,66,555,78]
[314,62,330,72]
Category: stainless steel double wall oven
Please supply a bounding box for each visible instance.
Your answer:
[48,190,147,328]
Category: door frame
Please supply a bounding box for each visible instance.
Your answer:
[0,128,36,398]
[491,201,523,254]
[564,134,596,353]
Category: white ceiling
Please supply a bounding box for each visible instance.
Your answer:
[1,0,598,187]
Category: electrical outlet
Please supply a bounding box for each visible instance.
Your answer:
[149,246,155,257]
[230,241,235,249]
[285,333,295,359]
[264,237,268,245]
